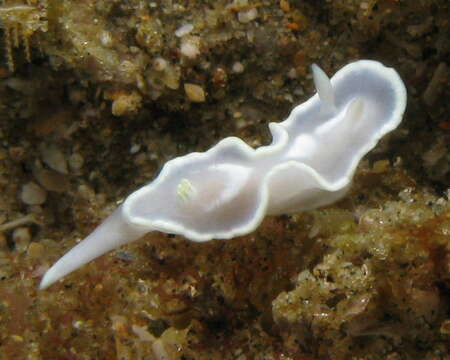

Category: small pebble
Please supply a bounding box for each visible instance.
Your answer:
[77,184,96,201]
[40,144,68,174]
[360,2,369,10]
[152,339,170,360]
[184,83,206,102]
[9,146,26,163]
[73,320,85,330]
[111,91,142,116]
[69,153,84,171]
[27,242,44,260]
[175,23,193,37]
[180,38,200,59]
[233,0,249,7]
[153,57,167,72]
[440,319,450,335]
[212,67,228,88]
[287,68,298,79]
[12,227,31,252]
[133,152,147,166]
[11,335,23,342]
[99,30,113,47]
[33,168,70,192]
[129,144,141,154]
[21,182,47,205]
[232,62,244,73]
[372,159,390,173]
[238,8,258,23]
[161,64,180,90]
[280,0,290,12]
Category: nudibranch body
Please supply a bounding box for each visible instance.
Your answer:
[40,60,407,290]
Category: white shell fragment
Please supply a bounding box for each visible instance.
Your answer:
[40,60,407,290]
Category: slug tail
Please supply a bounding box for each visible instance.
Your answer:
[39,206,147,290]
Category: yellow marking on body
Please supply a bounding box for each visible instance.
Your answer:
[177,178,194,202]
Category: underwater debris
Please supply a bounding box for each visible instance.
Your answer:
[0,0,47,71]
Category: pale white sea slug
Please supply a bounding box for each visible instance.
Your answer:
[40,60,407,290]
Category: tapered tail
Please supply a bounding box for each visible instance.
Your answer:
[39,206,147,290]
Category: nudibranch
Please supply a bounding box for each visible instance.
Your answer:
[40,60,407,290]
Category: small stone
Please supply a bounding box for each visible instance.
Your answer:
[175,23,193,37]
[440,319,450,334]
[9,146,26,163]
[184,83,206,102]
[21,182,47,205]
[372,159,390,173]
[40,144,68,174]
[111,315,128,333]
[280,0,290,12]
[153,57,167,72]
[12,227,31,252]
[99,30,113,47]
[111,91,142,116]
[69,153,84,171]
[238,8,258,23]
[133,152,147,166]
[77,184,96,201]
[212,67,227,88]
[129,144,141,154]
[161,64,180,90]
[232,0,248,7]
[27,242,44,260]
[180,37,200,59]
[73,320,85,330]
[152,339,170,360]
[11,335,23,342]
[33,168,70,192]
[287,68,298,79]
[232,62,244,73]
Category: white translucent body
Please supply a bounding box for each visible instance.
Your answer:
[40,60,407,289]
